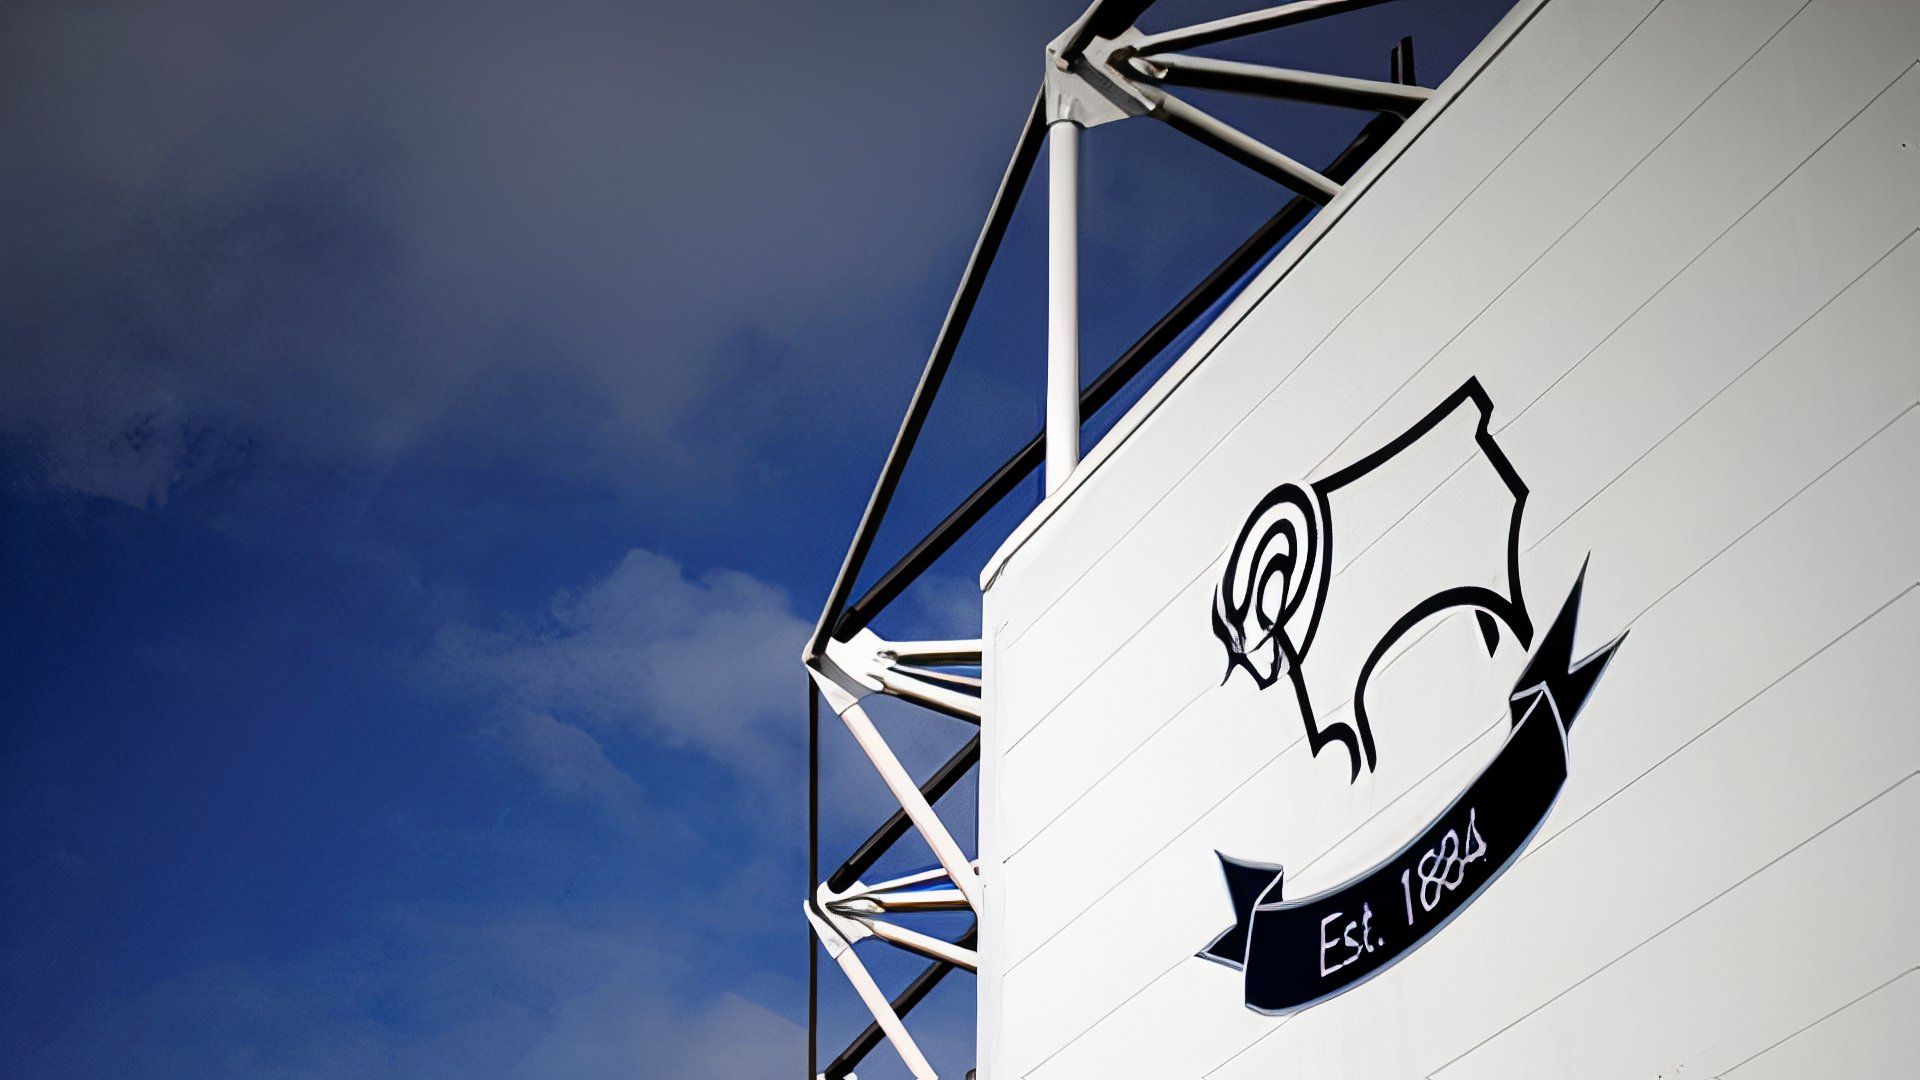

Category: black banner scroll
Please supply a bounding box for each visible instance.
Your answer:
[1200,569,1625,1014]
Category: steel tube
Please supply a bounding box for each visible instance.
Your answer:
[807,683,819,1080]
[828,734,980,892]
[804,86,1049,665]
[1132,0,1400,55]
[834,696,982,911]
[888,665,983,690]
[1155,90,1340,204]
[832,111,1406,640]
[857,887,973,912]
[873,667,982,723]
[858,917,981,971]
[807,907,938,1080]
[823,926,978,1080]
[1047,119,1083,495]
[883,638,984,665]
[1145,53,1431,116]
[856,864,955,893]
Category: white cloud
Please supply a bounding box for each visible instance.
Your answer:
[442,546,979,856]
[445,547,807,788]
[487,711,651,833]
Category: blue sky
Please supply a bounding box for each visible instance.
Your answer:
[1,2,1515,1076]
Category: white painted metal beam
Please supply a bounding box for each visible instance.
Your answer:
[806,903,939,1080]
[1048,119,1083,495]
[856,916,982,972]
[1154,89,1341,203]
[1131,0,1400,55]
[1140,52,1432,116]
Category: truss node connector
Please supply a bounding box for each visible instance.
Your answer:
[812,885,874,951]
[821,629,984,723]
[823,873,982,971]
[805,900,938,1080]
[827,864,977,917]
[1044,24,1156,128]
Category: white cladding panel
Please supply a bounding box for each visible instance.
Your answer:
[977,0,1920,1076]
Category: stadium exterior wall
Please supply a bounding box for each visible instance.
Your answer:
[976,0,1920,1075]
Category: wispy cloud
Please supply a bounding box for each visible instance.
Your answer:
[443,547,808,791]
[441,544,977,871]
[486,711,652,834]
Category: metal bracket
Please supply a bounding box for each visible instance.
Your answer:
[1044,25,1155,127]
[813,881,876,949]
[824,870,981,972]
[822,629,983,723]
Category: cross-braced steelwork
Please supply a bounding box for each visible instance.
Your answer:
[804,3,1431,1076]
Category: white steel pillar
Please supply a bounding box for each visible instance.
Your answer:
[1046,118,1081,495]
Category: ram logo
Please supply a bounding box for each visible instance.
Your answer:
[1204,377,1626,1013]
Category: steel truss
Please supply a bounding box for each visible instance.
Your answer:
[804,3,1427,1076]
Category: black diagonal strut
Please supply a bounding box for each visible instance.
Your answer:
[827,733,980,893]
[804,87,1049,665]
[834,106,1410,641]
[823,924,980,1080]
